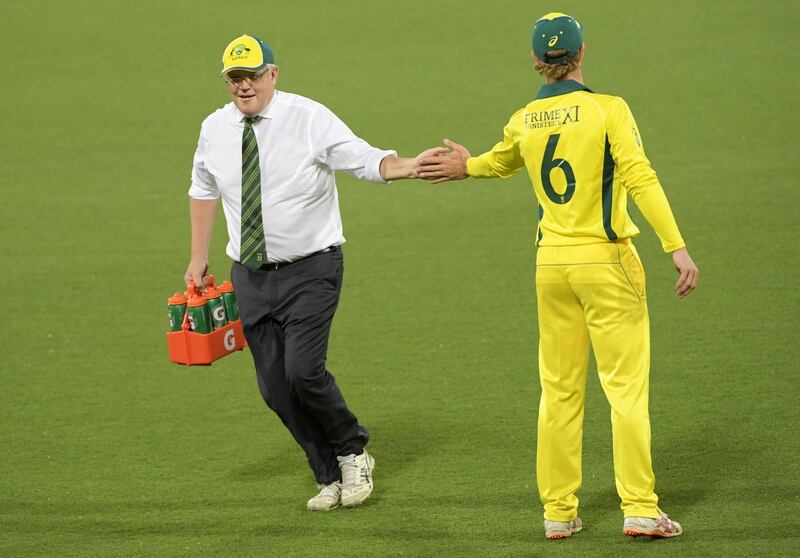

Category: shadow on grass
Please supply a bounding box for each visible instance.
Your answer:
[230,438,302,483]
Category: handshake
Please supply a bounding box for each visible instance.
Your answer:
[383,139,473,183]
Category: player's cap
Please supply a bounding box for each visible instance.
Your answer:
[532,12,583,64]
[221,34,275,76]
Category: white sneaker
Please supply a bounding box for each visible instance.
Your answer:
[624,513,682,538]
[306,481,341,511]
[337,450,375,507]
[544,517,582,539]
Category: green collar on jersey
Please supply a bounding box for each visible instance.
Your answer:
[536,79,592,99]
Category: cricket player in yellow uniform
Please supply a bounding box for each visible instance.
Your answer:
[418,12,699,540]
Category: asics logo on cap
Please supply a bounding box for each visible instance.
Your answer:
[548,35,559,47]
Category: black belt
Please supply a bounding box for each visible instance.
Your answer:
[258,245,340,270]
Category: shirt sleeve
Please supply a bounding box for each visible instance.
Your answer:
[310,104,397,184]
[187,121,220,200]
[466,109,525,178]
[608,98,685,252]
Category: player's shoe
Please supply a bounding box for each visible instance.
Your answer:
[544,517,582,539]
[337,450,375,507]
[623,513,682,538]
[306,481,342,511]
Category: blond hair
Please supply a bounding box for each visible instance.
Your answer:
[535,49,581,80]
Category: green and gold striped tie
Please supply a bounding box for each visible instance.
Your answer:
[240,117,267,269]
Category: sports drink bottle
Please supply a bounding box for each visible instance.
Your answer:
[218,280,239,322]
[204,287,227,329]
[187,295,212,334]
[167,292,188,332]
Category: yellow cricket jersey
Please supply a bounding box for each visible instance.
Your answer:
[466,80,684,252]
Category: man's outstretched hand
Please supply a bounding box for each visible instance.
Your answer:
[416,139,471,184]
[379,146,450,180]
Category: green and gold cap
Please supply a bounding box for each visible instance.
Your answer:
[532,12,583,64]
[221,34,275,76]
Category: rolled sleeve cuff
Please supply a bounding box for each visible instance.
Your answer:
[188,183,220,200]
[368,149,398,184]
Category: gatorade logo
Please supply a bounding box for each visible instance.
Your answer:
[548,35,559,47]
[224,329,236,351]
[213,306,226,322]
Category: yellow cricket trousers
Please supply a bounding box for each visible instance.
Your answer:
[535,239,660,521]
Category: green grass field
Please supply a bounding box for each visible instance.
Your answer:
[2,0,799,556]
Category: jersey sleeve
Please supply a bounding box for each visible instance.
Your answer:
[187,121,220,200]
[608,98,685,252]
[466,109,525,178]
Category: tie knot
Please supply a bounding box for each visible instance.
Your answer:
[244,116,258,127]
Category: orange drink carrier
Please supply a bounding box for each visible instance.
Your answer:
[166,277,247,366]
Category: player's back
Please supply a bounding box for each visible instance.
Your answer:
[513,85,643,246]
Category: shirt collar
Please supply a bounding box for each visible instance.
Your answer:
[535,79,592,100]
[232,90,282,123]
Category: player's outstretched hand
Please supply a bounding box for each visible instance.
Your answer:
[416,139,471,184]
[671,247,699,298]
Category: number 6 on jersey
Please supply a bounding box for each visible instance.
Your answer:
[541,133,575,204]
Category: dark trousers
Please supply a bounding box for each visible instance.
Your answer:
[231,248,368,484]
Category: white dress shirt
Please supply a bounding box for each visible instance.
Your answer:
[189,90,397,263]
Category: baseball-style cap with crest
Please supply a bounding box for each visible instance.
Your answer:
[221,34,275,76]
[532,13,583,64]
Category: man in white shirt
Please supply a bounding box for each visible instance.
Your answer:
[184,34,443,511]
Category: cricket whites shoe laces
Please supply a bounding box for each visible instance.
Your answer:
[307,481,342,511]
[544,517,582,539]
[337,450,375,507]
[623,513,683,538]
